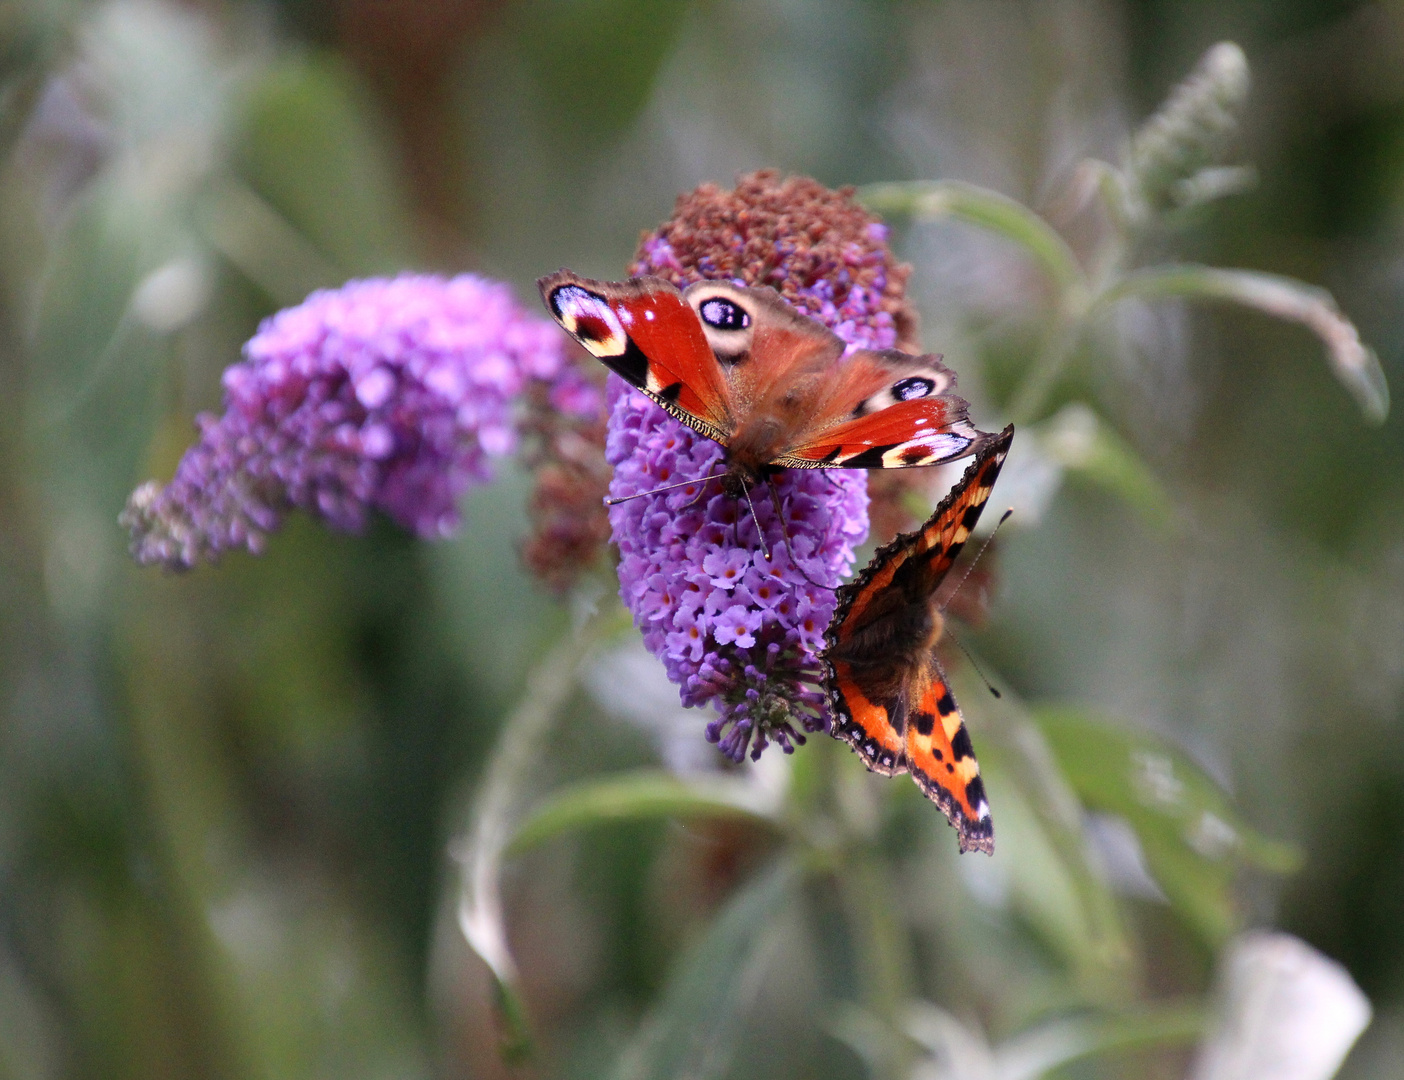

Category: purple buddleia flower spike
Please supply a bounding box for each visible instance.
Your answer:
[607,171,920,761]
[123,274,596,569]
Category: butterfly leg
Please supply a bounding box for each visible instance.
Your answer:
[604,470,730,507]
[736,481,772,561]
[764,480,832,590]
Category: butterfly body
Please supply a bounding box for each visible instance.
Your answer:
[538,270,995,495]
[824,425,1014,854]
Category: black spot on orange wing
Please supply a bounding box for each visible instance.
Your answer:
[903,667,994,855]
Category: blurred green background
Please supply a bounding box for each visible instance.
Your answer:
[1,1,1402,1078]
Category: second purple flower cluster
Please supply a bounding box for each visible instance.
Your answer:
[124,274,598,569]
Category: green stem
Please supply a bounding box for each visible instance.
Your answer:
[995,1000,1205,1079]
[833,852,917,1080]
[120,589,264,1080]
[454,621,600,1061]
[1006,311,1084,427]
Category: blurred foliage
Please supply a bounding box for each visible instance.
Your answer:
[2,2,1403,1079]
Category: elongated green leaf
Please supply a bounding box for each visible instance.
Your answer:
[992,1001,1205,1080]
[947,668,1136,1001]
[236,54,413,275]
[904,1002,996,1080]
[612,861,797,1080]
[1034,708,1300,945]
[1100,265,1389,423]
[1033,404,1176,532]
[971,741,1124,986]
[859,180,1086,296]
[198,178,343,306]
[507,770,785,855]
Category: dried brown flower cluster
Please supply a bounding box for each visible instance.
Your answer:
[519,352,612,593]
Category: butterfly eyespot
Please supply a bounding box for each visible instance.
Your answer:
[893,376,936,401]
[549,284,628,357]
[699,298,750,331]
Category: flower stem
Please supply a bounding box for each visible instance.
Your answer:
[454,619,600,1061]
[834,849,917,1080]
[1007,310,1085,427]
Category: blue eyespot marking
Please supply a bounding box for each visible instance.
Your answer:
[893,376,935,401]
[699,298,749,331]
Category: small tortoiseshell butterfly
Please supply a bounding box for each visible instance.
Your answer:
[823,425,1014,855]
[538,271,998,494]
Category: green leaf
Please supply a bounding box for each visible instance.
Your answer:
[900,998,1203,1080]
[1100,264,1389,423]
[1033,404,1176,532]
[235,54,412,277]
[949,665,1137,1001]
[612,861,798,1080]
[859,180,1086,297]
[1034,708,1301,945]
[509,0,690,146]
[507,770,785,855]
[991,1001,1205,1080]
[903,1002,996,1080]
[197,178,344,307]
[973,742,1127,988]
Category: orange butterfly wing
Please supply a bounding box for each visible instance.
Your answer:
[902,661,993,854]
[826,658,907,776]
[823,425,1013,853]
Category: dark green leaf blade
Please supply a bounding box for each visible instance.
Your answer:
[612,861,799,1080]
[1035,708,1300,944]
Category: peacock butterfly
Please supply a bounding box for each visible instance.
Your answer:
[823,424,1014,854]
[537,270,997,496]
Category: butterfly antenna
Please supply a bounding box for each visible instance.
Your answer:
[938,507,1012,700]
[765,481,830,590]
[944,631,1003,699]
[737,481,772,561]
[941,508,1013,613]
[604,471,729,506]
